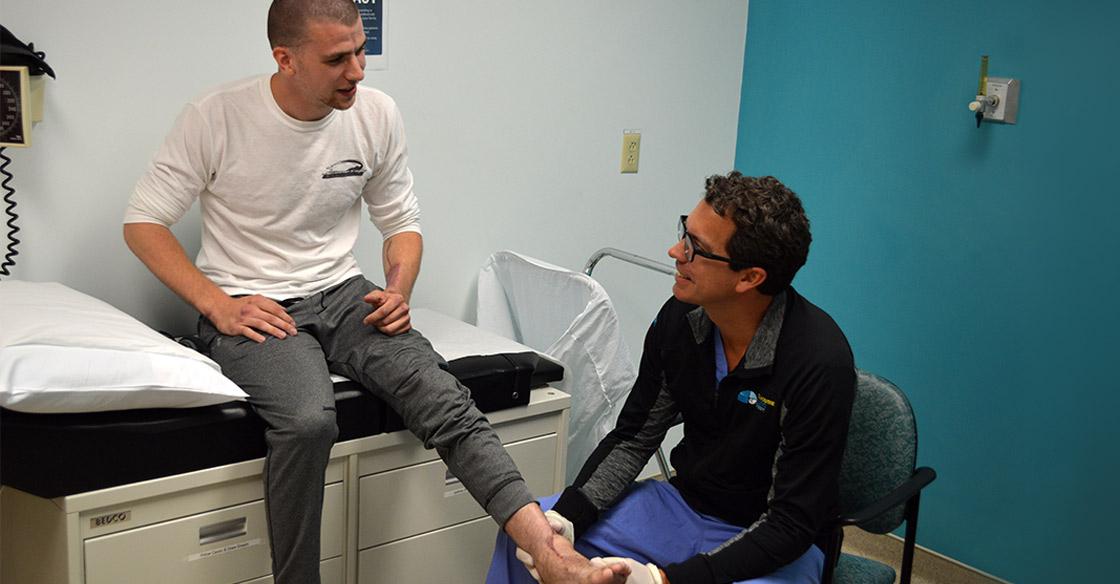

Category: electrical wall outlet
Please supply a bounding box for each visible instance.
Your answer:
[620,130,640,173]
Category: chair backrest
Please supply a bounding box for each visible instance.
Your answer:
[478,251,603,350]
[476,251,638,482]
[838,370,918,534]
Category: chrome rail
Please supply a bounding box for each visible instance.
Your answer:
[583,247,674,277]
[583,247,675,480]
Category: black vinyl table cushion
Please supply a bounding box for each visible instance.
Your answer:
[0,351,562,498]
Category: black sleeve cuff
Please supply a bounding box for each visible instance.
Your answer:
[550,486,599,539]
[663,554,716,584]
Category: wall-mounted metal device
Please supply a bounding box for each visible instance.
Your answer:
[0,24,56,278]
[0,66,32,147]
[968,55,1019,127]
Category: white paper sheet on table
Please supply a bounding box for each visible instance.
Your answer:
[329,308,544,383]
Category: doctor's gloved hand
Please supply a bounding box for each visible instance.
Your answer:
[515,510,575,581]
[590,557,666,584]
[543,509,575,543]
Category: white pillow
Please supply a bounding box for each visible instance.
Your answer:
[0,280,247,413]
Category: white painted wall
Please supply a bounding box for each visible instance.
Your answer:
[2,1,747,469]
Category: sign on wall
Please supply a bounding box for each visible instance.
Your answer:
[355,0,386,70]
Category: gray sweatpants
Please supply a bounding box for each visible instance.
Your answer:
[198,275,533,584]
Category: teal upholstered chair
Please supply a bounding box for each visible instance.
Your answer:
[821,370,937,584]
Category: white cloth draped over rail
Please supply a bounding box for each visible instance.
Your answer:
[476,251,637,483]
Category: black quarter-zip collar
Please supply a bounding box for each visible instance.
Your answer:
[686,290,788,375]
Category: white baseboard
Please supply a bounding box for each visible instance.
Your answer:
[883,533,1011,584]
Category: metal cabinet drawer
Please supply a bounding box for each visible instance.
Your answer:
[357,516,497,584]
[358,433,557,548]
[355,411,563,477]
[239,556,343,584]
[84,482,345,584]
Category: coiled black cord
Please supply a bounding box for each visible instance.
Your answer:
[0,147,19,278]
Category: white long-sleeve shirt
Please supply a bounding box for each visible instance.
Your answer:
[125,75,421,299]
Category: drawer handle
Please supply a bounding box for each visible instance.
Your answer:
[199,517,247,545]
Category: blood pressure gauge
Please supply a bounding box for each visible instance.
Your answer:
[0,66,31,148]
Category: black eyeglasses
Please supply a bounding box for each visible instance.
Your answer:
[678,215,737,265]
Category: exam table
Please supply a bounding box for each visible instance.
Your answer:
[0,309,570,584]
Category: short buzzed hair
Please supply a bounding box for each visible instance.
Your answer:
[267,0,361,48]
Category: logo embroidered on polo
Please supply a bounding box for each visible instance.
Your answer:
[737,390,775,412]
[322,159,365,179]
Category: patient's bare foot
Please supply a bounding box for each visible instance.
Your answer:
[535,533,630,584]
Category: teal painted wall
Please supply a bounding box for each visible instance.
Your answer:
[735,2,1119,581]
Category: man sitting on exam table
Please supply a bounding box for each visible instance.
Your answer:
[489,173,856,584]
[122,1,627,583]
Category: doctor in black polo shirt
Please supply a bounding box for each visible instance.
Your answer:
[490,171,856,584]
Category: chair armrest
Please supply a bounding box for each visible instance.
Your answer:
[836,467,937,527]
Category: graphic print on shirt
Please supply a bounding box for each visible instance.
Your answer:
[737,389,775,412]
[322,159,365,179]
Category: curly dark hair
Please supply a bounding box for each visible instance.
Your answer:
[268,0,360,49]
[703,172,811,295]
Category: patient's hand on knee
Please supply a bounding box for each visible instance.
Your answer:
[208,294,298,343]
[535,533,630,584]
[362,288,412,335]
